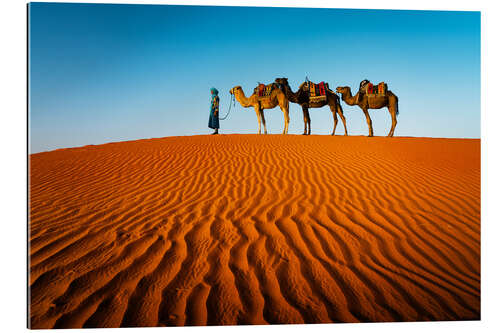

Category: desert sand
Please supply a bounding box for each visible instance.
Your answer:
[29,134,480,328]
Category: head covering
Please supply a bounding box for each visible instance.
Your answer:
[210,87,219,96]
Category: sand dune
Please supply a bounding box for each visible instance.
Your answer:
[28,134,480,328]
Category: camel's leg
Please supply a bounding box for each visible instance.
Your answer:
[331,107,338,136]
[279,98,290,134]
[254,106,262,134]
[301,106,307,135]
[260,109,268,134]
[286,110,290,134]
[282,107,290,135]
[362,108,374,137]
[337,104,348,136]
[301,105,310,135]
[306,109,311,135]
[388,105,397,137]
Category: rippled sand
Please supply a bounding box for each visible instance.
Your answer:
[29,134,480,328]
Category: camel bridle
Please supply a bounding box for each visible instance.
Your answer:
[219,90,236,121]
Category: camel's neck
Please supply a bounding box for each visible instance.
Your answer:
[234,89,252,107]
[281,83,299,103]
[341,88,357,105]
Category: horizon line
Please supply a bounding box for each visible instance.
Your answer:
[29,133,481,155]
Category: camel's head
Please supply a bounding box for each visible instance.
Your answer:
[229,86,242,95]
[275,78,288,92]
[336,86,348,94]
[274,78,288,85]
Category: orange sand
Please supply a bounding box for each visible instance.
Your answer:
[29,135,480,328]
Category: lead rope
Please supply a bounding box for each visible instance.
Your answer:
[219,93,235,120]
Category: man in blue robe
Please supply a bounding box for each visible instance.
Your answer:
[208,87,220,134]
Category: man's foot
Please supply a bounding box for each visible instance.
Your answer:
[211,130,218,135]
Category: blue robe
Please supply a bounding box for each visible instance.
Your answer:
[208,93,219,129]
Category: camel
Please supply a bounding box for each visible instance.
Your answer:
[336,85,399,137]
[275,78,347,136]
[229,85,290,134]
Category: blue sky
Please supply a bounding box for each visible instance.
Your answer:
[28,3,480,153]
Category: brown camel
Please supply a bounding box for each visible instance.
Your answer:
[275,78,347,136]
[336,85,399,137]
[229,85,290,134]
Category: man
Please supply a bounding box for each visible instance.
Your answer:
[208,87,220,135]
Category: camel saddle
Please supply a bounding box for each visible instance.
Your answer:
[303,81,329,102]
[254,83,278,98]
[364,82,387,96]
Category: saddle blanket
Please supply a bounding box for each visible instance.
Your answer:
[310,95,327,103]
[255,83,277,97]
[308,81,329,97]
[365,82,387,96]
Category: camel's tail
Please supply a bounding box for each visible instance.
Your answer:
[395,95,399,116]
[390,91,399,117]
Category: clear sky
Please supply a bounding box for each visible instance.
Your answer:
[28,2,480,153]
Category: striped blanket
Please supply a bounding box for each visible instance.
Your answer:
[365,82,387,96]
[308,81,328,97]
[306,81,329,102]
[255,83,278,97]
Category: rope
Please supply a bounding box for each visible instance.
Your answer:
[218,93,235,120]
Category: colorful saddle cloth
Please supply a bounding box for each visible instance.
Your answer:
[304,81,329,102]
[254,83,278,98]
[365,82,387,96]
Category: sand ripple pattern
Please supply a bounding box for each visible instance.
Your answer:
[29,135,480,328]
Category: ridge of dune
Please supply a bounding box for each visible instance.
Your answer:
[29,134,480,328]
